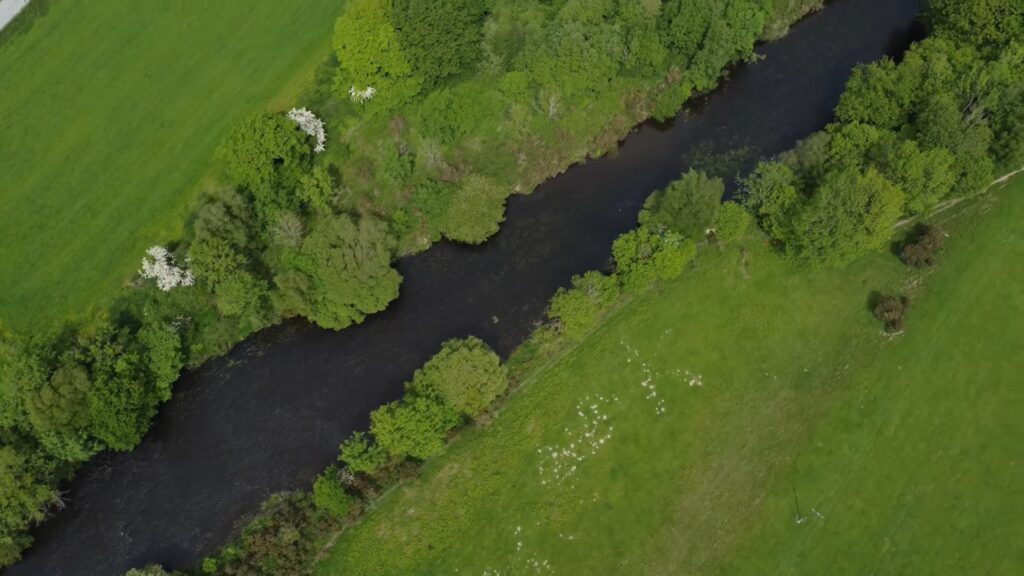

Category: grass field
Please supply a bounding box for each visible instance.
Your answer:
[317,178,1023,576]
[0,1,342,329]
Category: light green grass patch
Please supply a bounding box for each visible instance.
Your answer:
[318,179,1023,576]
[0,1,342,329]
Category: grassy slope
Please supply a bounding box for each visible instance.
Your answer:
[0,1,341,329]
[317,179,1023,576]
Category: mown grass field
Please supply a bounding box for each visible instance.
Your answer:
[0,1,342,329]
[318,178,1023,576]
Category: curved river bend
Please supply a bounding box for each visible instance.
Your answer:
[7,1,922,574]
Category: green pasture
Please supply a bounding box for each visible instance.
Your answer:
[318,178,1023,575]
[0,0,341,329]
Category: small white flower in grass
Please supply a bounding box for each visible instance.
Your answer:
[349,85,376,103]
[139,246,194,291]
[287,107,327,153]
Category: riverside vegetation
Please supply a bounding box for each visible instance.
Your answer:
[121,2,1023,574]
[0,0,830,567]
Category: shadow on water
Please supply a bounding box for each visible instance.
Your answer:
[6,1,923,574]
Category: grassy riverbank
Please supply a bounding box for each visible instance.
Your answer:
[317,177,1023,575]
[0,1,341,329]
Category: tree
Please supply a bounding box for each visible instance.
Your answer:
[442,175,507,244]
[0,447,56,566]
[275,214,401,330]
[219,113,310,216]
[391,0,488,87]
[25,362,95,462]
[639,170,724,240]
[740,161,801,242]
[407,337,507,418]
[547,271,621,340]
[370,395,460,460]
[787,168,904,267]
[339,431,389,475]
[334,0,422,111]
[712,201,754,243]
[297,165,336,212]
[927,0,1024,51]
[835,58,915,130]
[612,227,697,292]
[312,467,355,518]
[137,318,182,403]
[124,566,175,576]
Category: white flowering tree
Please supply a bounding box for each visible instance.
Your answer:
[349,85,377,104]
[139,246,194,291]
[287,107,327,153]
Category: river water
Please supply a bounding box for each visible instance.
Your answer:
[6,1,923,574]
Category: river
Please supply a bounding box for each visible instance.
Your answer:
[5,1,923,574]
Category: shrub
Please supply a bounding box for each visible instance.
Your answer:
[338,431,389,475]
[206,492,336,576]
[370,395,460,461]
[874,294,908,333]
[612,227,697,293]
[900,224,946,268]
[312,467,355,519]
[442,175,507,244]
[548,271,621,340]
[408,337,507,418]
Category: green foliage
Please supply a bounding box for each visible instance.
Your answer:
[442,175,507,244]
[928,0,1024,51]
[370,395,460,461]
[312,467,355,519]
[138,318,183,402]
[297,166,337,212]
[787,168,904,267]
[639,170,724,240]
[333,0,422,111]
[391,0,488,87]
[25,362,95,462]
[220,113,311,215]
[741,161,801,242]
[273,214,401,330]
[339,431,390,475]
[713,201,754,243]
[613,227,697,293]
[548,271,621,340]
[0,447,55,566]
[206,492,337,576]
[407,337,508,418]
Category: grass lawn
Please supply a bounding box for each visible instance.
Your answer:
[317,178,1023,576]
[0,1,343,330]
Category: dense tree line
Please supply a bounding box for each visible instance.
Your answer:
[741,0,1023,267]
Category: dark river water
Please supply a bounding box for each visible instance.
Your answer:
[6,1,923,574]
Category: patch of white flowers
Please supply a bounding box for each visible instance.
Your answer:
[287,107,326,153]
[537,394,616,485]
[349,85,376,103]
[139,246,194,291]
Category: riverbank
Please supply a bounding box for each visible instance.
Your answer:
[4,1,924,574]
[317,175,1024,575]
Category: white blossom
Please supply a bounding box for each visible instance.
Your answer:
[287,107,327,153]
[139,246,194,291]
[349,85,376,103]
